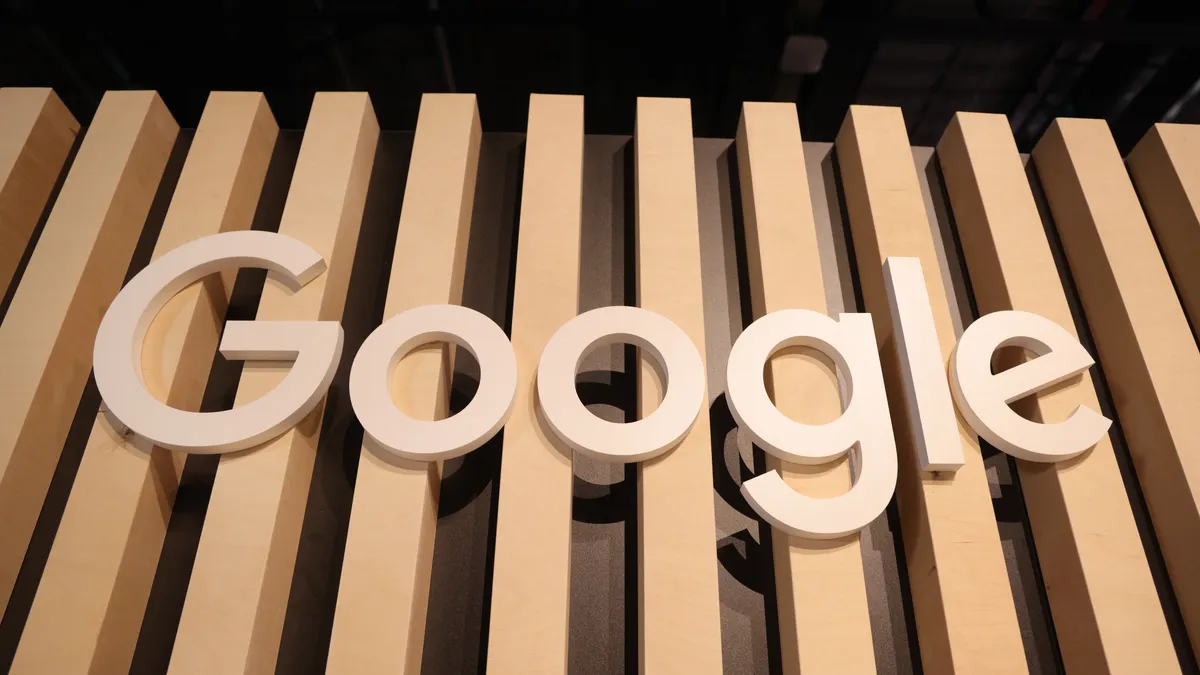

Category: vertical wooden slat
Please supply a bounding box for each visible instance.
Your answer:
[1127,123,1200,329]
[10,92,278,675]
[835,105,1028,674]
[325,93,480,674]
[734,102,876,674]
[0,91,177,612]
[0,88,78,296]
[634,97,723,674]
[485,94,584,673]
[166,92,378,675]
[1033,117,1200,657]
[939,111,1180,673]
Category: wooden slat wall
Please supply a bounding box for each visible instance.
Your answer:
[486,94,584,673]
[326,93,481,675]
[11,92,278,675]
[734,102,876,674]
[634,97,724,673]
[939,111,1180,673]
[1127,123,1200,330]
[1034,117,1200,658]
[166,92,378,675]
[5,86,1200,674]
[835,105,1029,674]
[0,91,177,614]
[0,88,78,297]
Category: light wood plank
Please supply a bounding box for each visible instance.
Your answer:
[0,90,177,612]
[166,92,378,675]
[835,105,1028,674]
[734,102,876,674]
[485,94,584,674]
[635,97,723,674]
[1127,123,1200,330]
[939,111,1180,673]
[1033,117,1200,657]
[0,88,79,296]
[325,93,481,675]
[10,92,278,675]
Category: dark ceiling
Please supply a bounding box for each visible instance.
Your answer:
[3,0,1200,151]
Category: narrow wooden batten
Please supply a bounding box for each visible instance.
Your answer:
[0,87,79,297]
[0,90,177,614]
[10,91,278,675]
[835,105,1028,674]
[166,92,378,675]
[485,94,584,674]
[734,101,877,674]
[1127,123,1200,331]
[1034,117,1200,658]
[939,111,1180,673]
[634,96,724,674]
[326,93,481,675]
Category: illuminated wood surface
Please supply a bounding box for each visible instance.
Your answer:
[735,101,876,674]
[634,96,723,674]
[836,104,1028,674]
[939,111,1180,673]
[167,92,378,675]
[0,90,176,613]
[10,91,278,675]
[1127,123,1200,330]
[485,94,584,674]
[0,87,78,296]
[1034,117,1200,657]
[326,93,481,675]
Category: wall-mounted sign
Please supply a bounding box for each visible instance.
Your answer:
[94,230,1111,540]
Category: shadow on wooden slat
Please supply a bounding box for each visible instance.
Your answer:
[0,128,193,672]
[128,128,299,675]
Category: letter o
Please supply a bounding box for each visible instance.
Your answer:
[537,306,705,463]
[349,304,518,462]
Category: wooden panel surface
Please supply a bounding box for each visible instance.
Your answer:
[9,92,277,675]
[835,105,1028,674]
[485,94,584,674]
[939,111,1180,673]
[1033,117,1200,657]
[734,102,876,674]
[166,92,378,675]
[1127,123,1200,330]
[0,88,78,296]
[634,97,723,674]
[0,91,177,613]
[325,93,480,675]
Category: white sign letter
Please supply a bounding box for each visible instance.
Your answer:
[349,304,518,461]
[94,231,342,454]
[883,256,965,472]
[950,310,1111,462]
[726,309,898,539]
[537,306,705,463]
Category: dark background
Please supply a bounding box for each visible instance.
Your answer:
[3,0,1200,151]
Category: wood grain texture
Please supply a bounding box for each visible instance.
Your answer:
[835,105,1028,674]
[166,92,378,675]
[9,91,277,675]
[325,93,481,675]
[0,90,176,613]
[0,88,78,296]
[734,102,876,674]
[485,94,584,674]
[1127,123,1200,331]
[1033,117,1200,658]
[635,97,723,674]
[939,111,1180,673]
